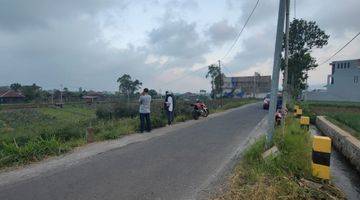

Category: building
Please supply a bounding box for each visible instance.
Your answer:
[0,89,25,104]
[222,74,271,98]
[83,91,105,104]
[305,59,360,102]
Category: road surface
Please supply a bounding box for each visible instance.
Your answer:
[0,103,267,200]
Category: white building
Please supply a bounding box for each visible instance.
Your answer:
[305,59,360,102]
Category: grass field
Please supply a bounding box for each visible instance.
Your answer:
[0,98,257,169]
[301,101,360,139]
[215,117,345,200]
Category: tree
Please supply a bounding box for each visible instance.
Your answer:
[206,64,224,98]
[148,89,158,97]
[282,19,329,97]
[10,83,22,91]
[21,83,42,102]
[117,74,142,99]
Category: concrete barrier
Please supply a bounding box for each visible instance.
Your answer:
[316,116,360,172]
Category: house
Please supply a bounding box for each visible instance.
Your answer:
[83,91,105,104]
[222,74,271,98]
[0,89,26,104]
[305,59,360,102]
[199,90,207,96]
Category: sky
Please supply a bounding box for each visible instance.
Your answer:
[0,0,359,93]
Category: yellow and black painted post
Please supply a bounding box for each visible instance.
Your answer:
[300,116,310,130]
[312,135,331,180]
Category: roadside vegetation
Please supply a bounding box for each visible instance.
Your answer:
[302,101,360,139]
[0,98,256,169]
[215,117,345,200]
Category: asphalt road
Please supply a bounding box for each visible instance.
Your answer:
[0,103,267,200]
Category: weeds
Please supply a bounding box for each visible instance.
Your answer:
[216,117,345,200]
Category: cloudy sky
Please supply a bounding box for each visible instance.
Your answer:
[0,0,359,93]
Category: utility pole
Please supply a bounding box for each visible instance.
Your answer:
[218,60,223,107]
[266,0,286,148]
[60,84,63,104]
[253,72,259,98]
[281,0,290,126]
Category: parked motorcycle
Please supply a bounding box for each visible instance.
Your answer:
[191,102,209,120]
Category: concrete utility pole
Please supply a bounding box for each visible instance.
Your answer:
[266,0,286,148]
[281,0,290,126]
[253,72,256,98]
[218,60,223,107]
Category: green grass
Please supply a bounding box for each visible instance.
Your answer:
[0,99,255,169]
[216,117,345,200]
[326,114,360,140]
[301,101,360,140]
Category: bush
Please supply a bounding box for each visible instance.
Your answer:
[113,103,138,118]
[95,103,138,120]
[151,116,167,128]
[95,105,113,120]
[0,136,69,167]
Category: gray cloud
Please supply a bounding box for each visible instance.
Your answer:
[0,0,128,32]
[0,0,358,92]
[148,19,209,67]
[206,20,237,46]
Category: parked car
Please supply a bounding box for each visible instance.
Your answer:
[263,93,282,110]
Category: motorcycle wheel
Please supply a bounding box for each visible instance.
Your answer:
[203,109,209,117]
[192,110,199,120]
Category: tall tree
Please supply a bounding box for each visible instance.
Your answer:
[148,89,158,98]
[10,83,22,91]
[282,19,329,97]
[206,64,224,98]
[117,74,142,99]
[21,83,42,102]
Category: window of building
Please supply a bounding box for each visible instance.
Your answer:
[348,62,350,68]
[337,63,340,69]
[355,76,359,84]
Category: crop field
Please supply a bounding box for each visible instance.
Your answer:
[302,101,360,139]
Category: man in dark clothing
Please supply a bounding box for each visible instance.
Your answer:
[164,91,174,125]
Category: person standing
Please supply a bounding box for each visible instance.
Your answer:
[139,88,151,133]
[164,91,174,125]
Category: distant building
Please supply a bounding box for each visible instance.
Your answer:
[0,89,25,104]
[199,90,206,96]
[222,74,271,98]
[305,59,360,102]
[83,91,105,103]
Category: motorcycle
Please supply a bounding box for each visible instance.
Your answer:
[191,102,209,120]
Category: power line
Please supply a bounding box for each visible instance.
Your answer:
[158,63,215,86]
[156,0,261,88]
[294,0,296,18]
[221,0,260,61]
[318,31,360,66]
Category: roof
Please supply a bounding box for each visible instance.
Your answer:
[225,75,271,83]
[83,95,98,99]
[0,90,25,98]
[86,91,104,97]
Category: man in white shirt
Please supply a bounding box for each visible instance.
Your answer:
[164,91,174,125]
[139,88,151,132]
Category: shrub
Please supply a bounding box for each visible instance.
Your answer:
[95,105,113,120]
[0,136,69,167]
[113,103,138,118]
[151,116,167,128]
